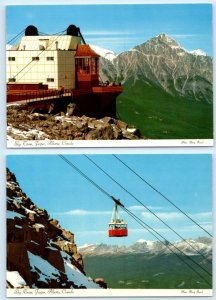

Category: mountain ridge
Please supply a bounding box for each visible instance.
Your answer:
[96,33,212,103]
[79,237,212,259]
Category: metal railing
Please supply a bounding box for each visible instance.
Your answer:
[7,89,70,103]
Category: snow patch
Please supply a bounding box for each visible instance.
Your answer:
[13,197,23,204]
[60,251,100,288]
[190,49,207,56]
[34,223,45,228]
[30,240,40,245]
[89,44,116,61]
[55,116,72,123]
[7,210,25,220]
[136,239,154,247]
[78,244,95,250]
[15,225,22,229]
[127,128,137,133]
[64,260,100,288]
[23,206,36,214]
[28,251,60,284]
[7,271,27,287]
[7,125,49,140]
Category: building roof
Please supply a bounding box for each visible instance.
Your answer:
[14,35,81,51]
[75,44,100,57]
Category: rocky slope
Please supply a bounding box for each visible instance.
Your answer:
[6,168,103,289]
[99,33,212,103]
[7,105,143,141]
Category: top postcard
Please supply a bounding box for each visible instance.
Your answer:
[6,3,213,148]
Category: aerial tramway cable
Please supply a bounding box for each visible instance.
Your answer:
[9,29,66,83]
[113,154,213,238]
[111,197,212,283]
[122,205,211,287]
[84,155,212,264]
[7,29,25,45]
[58,155,212,286]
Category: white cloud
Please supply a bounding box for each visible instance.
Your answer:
[142,211,184,221]
[84,31,131,36]
[170,34,196,39]
[141,211,212,222]
[128,205,145,211]
[128,205,164,211]
[53,209,111,216]
[178,223,212,233]
[75,230,107,236]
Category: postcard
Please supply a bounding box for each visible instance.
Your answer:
[6,154,213,296]
[5,2,213,147]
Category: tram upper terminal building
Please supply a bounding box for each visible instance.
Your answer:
[6,25,100,90]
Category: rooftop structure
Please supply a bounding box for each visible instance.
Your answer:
[6,25,82,90]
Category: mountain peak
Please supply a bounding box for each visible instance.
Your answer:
[157,32,168,39]
[155,33,179,46]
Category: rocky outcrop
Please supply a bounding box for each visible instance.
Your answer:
[6,168,101,289]
[7,105,143,141]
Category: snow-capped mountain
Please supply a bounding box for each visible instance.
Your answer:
[81,238,212,289]
[79,237,212,259]
[79,237,212,289]
[99,33,212,103]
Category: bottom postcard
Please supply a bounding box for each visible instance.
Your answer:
[6,154,212,296]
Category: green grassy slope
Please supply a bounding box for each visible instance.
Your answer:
[83,254,212,289]
[116,82,213,139]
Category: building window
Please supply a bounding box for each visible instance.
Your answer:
[32,57,40,61]
[77,58,90,74]
[47,78,54,82]
[47,57,54,61]
[92,58,98,75]
[9,78,16,82]
[8,57,15,61]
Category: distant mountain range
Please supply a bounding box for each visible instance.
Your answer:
[94,33,212,103]
[79,237,212,259]
[79,237,212,289]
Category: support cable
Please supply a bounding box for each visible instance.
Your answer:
[9,29,66,82]
[7,29,25,45]
[58,155,212,285]
[59,155,111,199]
[113,155,212,238]
[84,155,211,264]
[122,205,211,287]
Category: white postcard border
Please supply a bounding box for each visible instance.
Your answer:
[7,139,214,148]
[7,288,213,298]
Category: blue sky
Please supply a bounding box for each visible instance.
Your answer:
[7,154,212,246]
[6,4,212,55]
